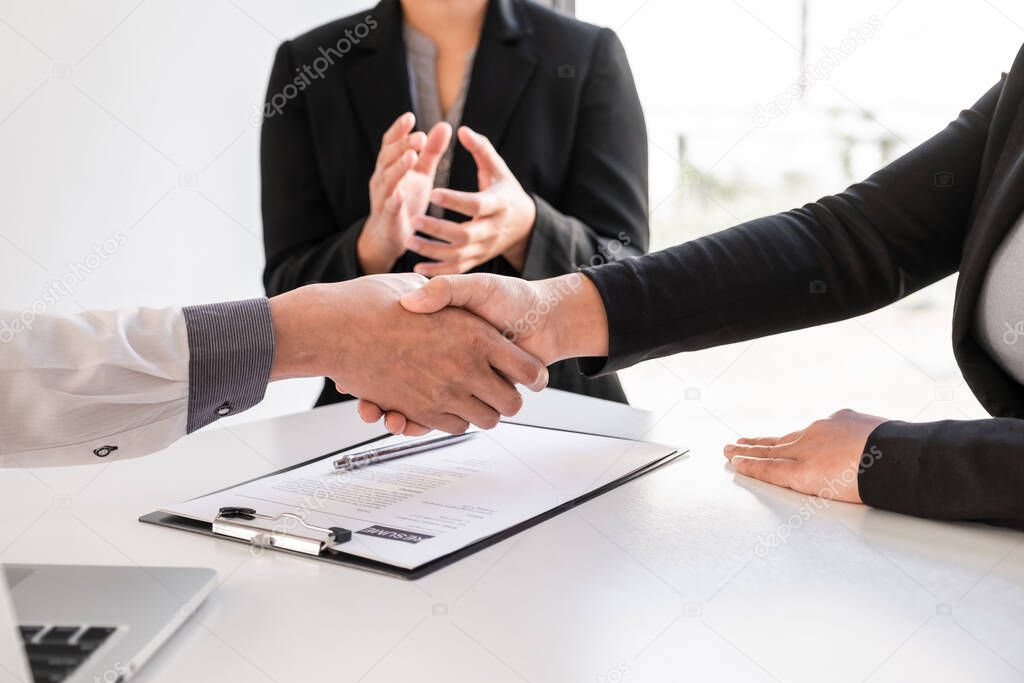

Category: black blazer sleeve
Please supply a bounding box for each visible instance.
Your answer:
[260,41,366,296]
[583,79,1024,528]
[520,29,648,280]
[862,419,1024,530]
[583,79,1003,371]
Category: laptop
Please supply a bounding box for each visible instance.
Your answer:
[0,564,216,683]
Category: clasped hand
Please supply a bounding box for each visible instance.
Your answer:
[357,113,536,276]
[269,274,548,435]
[356,273,601,435]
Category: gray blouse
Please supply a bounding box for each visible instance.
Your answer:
[976,214,1024,385]
[403,23,476,217]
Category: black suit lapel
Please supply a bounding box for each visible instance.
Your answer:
[345,0,413,151]
[449,1,538,195]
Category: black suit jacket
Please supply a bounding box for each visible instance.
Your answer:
[584,43,1024,530]
[260,0,648,406]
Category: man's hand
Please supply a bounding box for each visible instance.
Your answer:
[268,274,548,434]
[406,126,536,275]
[723,409,888,503]
[356,272,611,434]
[358,113,452,274]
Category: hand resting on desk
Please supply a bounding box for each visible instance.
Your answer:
[724,409,888,504]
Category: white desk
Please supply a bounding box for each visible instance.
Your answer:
[2,390,1022,682]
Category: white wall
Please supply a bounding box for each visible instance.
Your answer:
[0,0,375,421]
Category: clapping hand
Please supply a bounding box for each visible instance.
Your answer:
[358,113,452,274]
[406,126,537,276]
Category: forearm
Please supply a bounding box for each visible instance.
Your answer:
[535,273,609,362]
[578,193,961,375]
[498,195,537,274]
[356,216,405,275]
[861,418,1024,529]
[541,187,953,375]
[268,285,333,380]
[577,215,852,374]
[0,299,274,464]
[570,80,999,375]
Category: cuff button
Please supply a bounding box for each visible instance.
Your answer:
[216,402,232,416]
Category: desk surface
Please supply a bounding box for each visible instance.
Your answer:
[2,390,1022,683]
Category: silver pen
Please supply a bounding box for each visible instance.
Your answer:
[332,432,477,471]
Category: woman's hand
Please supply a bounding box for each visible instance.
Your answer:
[358,113,452,274]
[723,409,889,503]
[406,126,536,276]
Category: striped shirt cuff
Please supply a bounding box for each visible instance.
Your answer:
[181,298,275,433]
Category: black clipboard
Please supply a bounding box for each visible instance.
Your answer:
[140,427,686,580]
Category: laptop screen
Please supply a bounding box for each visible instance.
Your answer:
[0,567,31,683]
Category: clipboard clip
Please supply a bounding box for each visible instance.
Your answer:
[214,506,352,556]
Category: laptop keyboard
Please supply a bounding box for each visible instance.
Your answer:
[19,624,118,683]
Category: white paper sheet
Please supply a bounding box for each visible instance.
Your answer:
[160,423,680,571]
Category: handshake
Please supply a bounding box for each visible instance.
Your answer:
[268,272,610,435]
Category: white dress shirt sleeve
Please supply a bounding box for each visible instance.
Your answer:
[0,299,274,466]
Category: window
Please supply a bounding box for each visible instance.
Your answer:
[574,0,1022,423]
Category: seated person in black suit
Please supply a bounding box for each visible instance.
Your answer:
[259,0,649,406]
